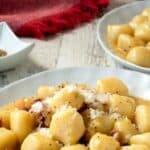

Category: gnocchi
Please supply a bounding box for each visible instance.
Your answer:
[0,110,11,129]
[0,77,149,149]
[135,105,150,132]
[37,86,59,98]
[113,118,138,144]
[84,111,115,141]
[21,132,61,150]
[121,144,150,150]
[50,86,84,111]
[129,15,149,29]
[0,128,19,150]
[130,132,150,147]
[50,106,85,145]
[117,34,144,53]
[107,24,133,46]
[89,133,120,150]
[126,47,150,67]
[107,8,150,68]
[10,110,36,143]
[61,144,87,150]
[96,77,128,95]
[109,94,136,120]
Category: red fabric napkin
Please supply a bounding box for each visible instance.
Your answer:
[0,0,109,39]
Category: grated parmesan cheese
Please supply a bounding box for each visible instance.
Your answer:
[80,90,96,103]
[96,93,110,104]
[89,108,105,119]
[42,97,52,107]
[65,85,78,93]
[54,104,77,118]
[111,113,122,120]
[29,101,43,113]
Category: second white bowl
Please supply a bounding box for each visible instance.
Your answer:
[97,0,150,74]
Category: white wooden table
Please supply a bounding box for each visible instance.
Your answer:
[0,0,135,87]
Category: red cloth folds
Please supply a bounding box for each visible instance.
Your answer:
[0,0,109,39]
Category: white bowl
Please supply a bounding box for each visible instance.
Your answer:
[0,22,34,72]
[97,0,150,74]
[0,67,149,106]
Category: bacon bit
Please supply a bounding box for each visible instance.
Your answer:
[81,109,91,126]
[15,97,41,111]
[30,103,53,128]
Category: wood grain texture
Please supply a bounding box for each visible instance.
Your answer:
[0,0,135,87]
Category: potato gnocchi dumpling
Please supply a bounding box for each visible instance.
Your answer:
[134,22,150,42]
[89,133,120,150]
[109,94,136,120]
[130,132,150,147]
[21,132,61,150]
[50,86,84,111]
[0,128,19,150]
[121,144,150,150]
[117,34,145,53]
[10,110,36,143]
[126,47,150,67]
[107,24,133,46]
[84,112,115,141]
[129,15,149,29]
[61,144,87,150]
[50,106,85,145]
[0,110,11,129]
[142,8,150,17]
[113,118,138,144]
[135,105,150,132]
[96,77,128,95]
[107,8,150,68]
[0,77,150,149]
[37,86,59,99]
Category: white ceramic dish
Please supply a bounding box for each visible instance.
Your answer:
[97,0,150,74]
[0,22,34,71]
[0,67,149,106]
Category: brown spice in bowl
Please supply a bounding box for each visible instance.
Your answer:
[0,49,7,57]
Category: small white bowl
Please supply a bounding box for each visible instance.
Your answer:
[97,0,150,74]
[0,22,34,72]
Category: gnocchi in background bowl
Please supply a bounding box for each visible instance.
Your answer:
[0,76,150,150]
[97,1,150,73]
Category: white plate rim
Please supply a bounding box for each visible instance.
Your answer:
[97,0,150,73]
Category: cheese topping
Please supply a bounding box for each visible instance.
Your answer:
[30,101,43,113]
[80,90,96,103]
[43,97,52,107]
[80,90,109,104]
[89,108,105,119]
[65,85,78,93]
[96,93,110,104]
[111,113,122,120]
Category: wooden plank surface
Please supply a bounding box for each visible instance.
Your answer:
[0,0,134,87]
